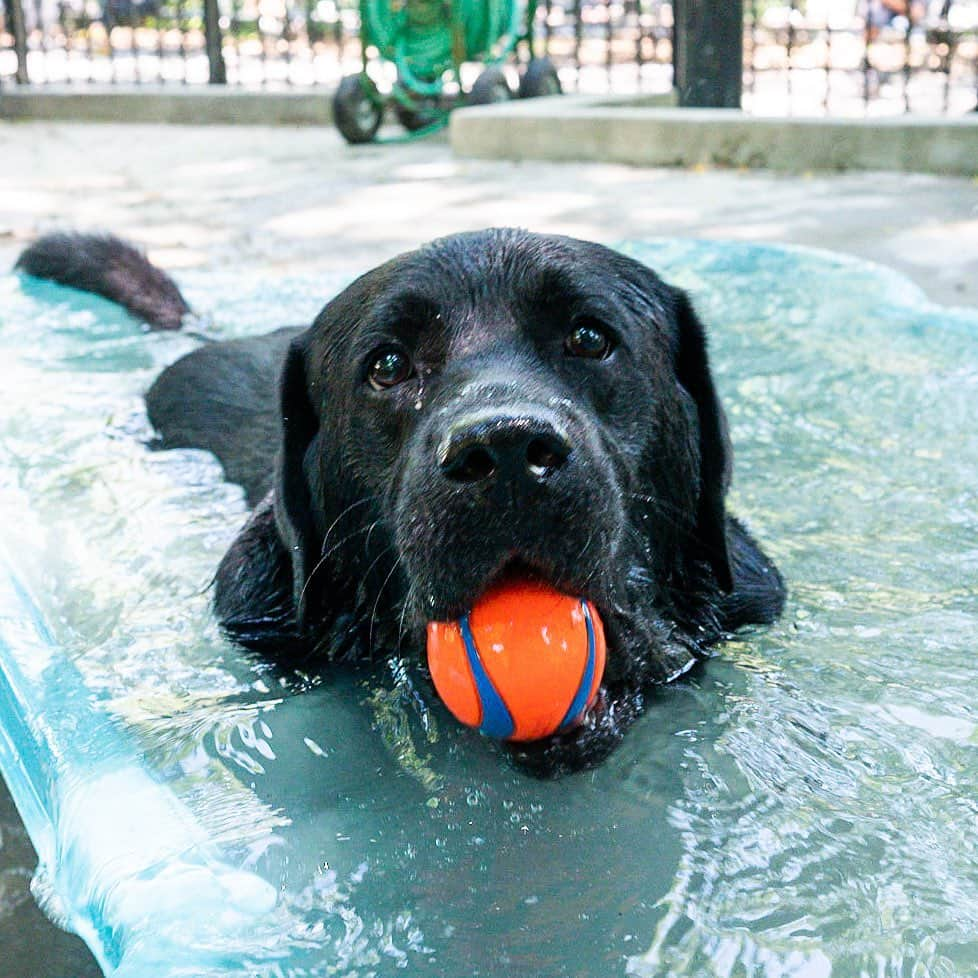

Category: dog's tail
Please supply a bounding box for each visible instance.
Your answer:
[15,232,192,331]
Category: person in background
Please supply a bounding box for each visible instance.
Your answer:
[865,0,927,40]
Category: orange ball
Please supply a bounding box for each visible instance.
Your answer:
[426,581,606,742]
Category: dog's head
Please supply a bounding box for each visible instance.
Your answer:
[274,230,735,773]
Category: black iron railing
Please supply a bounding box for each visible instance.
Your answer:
[1,0,977,114]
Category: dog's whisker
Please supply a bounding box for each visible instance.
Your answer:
[297,520,382,612]
[625,491,689,522]
[368,555,404,655]
[360,541,397,583]
[364,516,384,556]
[397,582,417,650]
[320,496,379,555]
[625,490,707,532]
[624,490,716,544]
[330,520,380,562]
[626,491,657,504]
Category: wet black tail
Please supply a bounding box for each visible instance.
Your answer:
[15,232,192,331]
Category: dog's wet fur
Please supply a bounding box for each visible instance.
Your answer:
[17,230,785,777]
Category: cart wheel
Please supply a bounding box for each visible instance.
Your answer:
[333,74,383,145]
[394,97,443,132]
[467,67,514,106]
[519,57,562,99]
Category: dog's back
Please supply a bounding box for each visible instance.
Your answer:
[18,232,296,505]
[145,328,299,506]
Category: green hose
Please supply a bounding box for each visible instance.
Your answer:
[360,0,523,95]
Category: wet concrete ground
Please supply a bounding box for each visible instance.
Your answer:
[1,122,976,308]
[1,779,103,977]
[0,120,975,977]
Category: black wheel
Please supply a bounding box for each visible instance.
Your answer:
[519,57,562,99]
[333,74,383,145]
[467,66,514,106]
[393,96,443,132]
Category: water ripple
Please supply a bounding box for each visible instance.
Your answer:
[2,245,978,976]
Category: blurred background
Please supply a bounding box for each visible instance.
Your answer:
[2,0,977,115]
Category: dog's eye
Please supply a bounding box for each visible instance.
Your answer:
[565,321,614,359]
[366,348,414,390]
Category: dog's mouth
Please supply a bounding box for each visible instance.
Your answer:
[421,552,622,761]
[484,555,551,592]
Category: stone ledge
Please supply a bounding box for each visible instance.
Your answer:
[0,85,333,125]
[450,94,978,176]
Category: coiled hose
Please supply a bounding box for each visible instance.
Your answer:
[361,0,520,94]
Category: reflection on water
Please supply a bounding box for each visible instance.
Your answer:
[0,243,976,977]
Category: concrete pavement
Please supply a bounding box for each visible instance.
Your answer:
[451,97,978,178]
[1,121,976,309]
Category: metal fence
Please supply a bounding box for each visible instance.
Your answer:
[746,2,978,114]
[1,0,977,114]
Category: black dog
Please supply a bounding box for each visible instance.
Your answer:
[17,230,785,776]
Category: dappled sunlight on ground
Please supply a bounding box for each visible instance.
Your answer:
[1,124,976,309]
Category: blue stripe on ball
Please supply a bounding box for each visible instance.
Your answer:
[557,600,596,733]
[460,613,515,739]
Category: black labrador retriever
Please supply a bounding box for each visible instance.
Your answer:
[17,230,785,776]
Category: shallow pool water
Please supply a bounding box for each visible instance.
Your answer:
[1,241,977,978]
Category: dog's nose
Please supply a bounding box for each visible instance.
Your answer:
[439,410,572,485]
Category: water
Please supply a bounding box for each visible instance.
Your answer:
[0,241,976,978]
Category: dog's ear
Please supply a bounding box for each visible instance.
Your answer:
[273,333,323,623]
[672,289,734,593]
